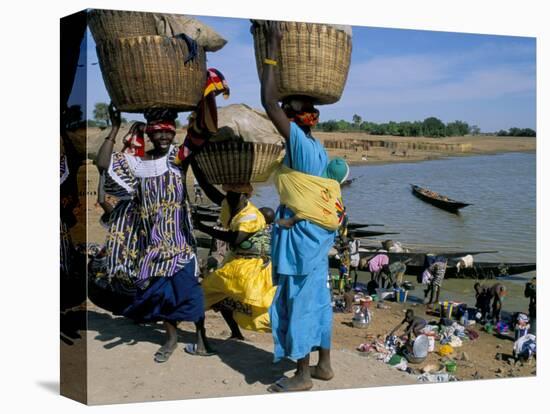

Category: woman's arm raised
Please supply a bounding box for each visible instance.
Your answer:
[259,21,290,141]
[96,103,121,173]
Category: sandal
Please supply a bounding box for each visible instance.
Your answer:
[154,345,175,363]
[184,343,217,357]
[267,377,313,393]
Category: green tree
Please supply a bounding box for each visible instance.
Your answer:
[508,127,521,136]
[336,119,351,130]
[352,114,362,129]
[469,125,481,135]
[520,128,536,137]
[410,121,423,136]
[422,117,446,137]
[319,120,339,132]
[93,102,110,127]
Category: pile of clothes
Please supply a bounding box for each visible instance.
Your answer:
[513,334,536,360]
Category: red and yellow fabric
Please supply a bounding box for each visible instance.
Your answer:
[174,68,230,165]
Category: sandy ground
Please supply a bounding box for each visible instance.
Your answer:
[60,293,535,405]
[62,305,416,405]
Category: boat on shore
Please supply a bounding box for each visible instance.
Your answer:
[411,184,471,213]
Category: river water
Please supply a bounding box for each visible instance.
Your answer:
[251,152,536,312]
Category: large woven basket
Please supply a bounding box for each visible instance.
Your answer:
[96,35,206,112]
[88,9,159,43]
[194,142,284,184]
[252,21,352,105]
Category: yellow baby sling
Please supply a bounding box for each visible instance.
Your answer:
[274,164,345,231]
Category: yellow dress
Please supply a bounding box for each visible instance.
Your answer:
[202,201,275,332]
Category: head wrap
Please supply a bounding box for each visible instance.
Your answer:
[322,158,350,184]
[292,109,320,127]
[222,183,254,195]
[145,120,176,136]
[282,97,319,127]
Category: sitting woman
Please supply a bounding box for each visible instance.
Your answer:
[191,160,276,340]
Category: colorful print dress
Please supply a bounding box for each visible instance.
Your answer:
[103,145,204,323]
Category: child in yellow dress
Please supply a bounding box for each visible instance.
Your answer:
[191,160,276,339]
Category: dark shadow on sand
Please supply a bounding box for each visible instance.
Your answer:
[87,310,294,385]
[212,339,295,385]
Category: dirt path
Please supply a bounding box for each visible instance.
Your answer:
[69,306,414,405]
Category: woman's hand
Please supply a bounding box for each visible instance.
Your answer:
[108,103,121,135]
[97,103,121,171]
[276,217,294,229]
[129,121,145,136]
[264,21,282,56]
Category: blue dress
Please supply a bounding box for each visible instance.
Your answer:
[270,122,336,362]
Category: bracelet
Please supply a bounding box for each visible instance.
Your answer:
[263,58,278,66]
[105,137,116,143]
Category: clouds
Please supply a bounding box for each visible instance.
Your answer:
[330,41,536,129]
[81,15,536,130]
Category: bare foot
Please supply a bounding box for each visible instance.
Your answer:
[310,365,334,381]
[267,375,313,393]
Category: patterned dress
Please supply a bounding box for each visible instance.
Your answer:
[103,146,203,323]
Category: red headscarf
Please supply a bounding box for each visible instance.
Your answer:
[292,110,320,127]
[145,120,177,135]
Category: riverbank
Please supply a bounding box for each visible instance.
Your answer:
[316,132,536,165]
[84,127,536,167]
[61,293,535,404]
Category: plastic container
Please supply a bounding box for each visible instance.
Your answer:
[394,288,408,303]
[375,288,395,301]
[445,360,457,373]
[352,308,370,329]
[439,301,455,318]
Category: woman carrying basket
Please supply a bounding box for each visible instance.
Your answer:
[95,69,230,363]
[259,21,347,392]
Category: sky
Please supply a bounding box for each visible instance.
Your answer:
[69,14,536,132]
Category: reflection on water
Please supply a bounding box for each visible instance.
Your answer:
[252,152,536,312]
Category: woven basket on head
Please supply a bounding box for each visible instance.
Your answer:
[88,9,159,43]
[252,21,352,105]
[96,36,206,113]
[194,142,284,184]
